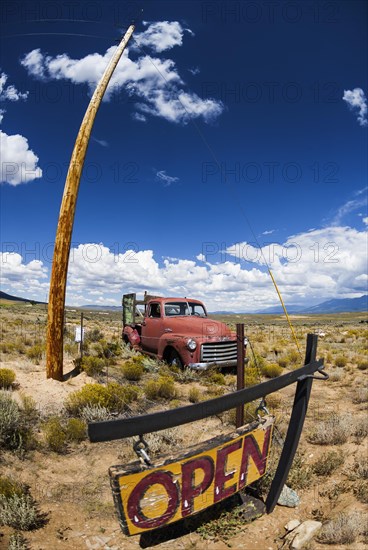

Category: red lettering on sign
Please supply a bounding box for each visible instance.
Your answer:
[127,471,179,529]
[238,425,272,489]
[181,456,214,517]
[214,439,242,503]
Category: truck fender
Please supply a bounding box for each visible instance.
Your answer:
[123,326,140,346]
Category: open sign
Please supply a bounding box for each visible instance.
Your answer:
[109,417,274,535]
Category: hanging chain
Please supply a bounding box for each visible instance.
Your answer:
[133,435,151,466]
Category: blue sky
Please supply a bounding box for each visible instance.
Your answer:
[1,0,367,311]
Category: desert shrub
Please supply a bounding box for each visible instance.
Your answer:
[277,356,288,368]
[0,493,41,530]
[352,387,368,404]
[328,368,344,382]
[144,427,181,456]
[122,358,144,381]
[357,360,368,370]
[334,355,347,368]
[26,344,44,363]
[0,368,16,389]
[261,363,283,378]
[312,450,344,476]
[354,482,368,503]
[8,531,29,550]
[65,383,139,416]
[42,417,67,452]
[80,404,111,422]
[287,349,301,365]
[286,452,312,490]
[0,392,21,449]
[80,356,106,376]
[308,413,353,445]
[64,342,78,356]
[207,372,226,385]
[225,402,258,426]
[353,415,368,440]
[144,376,177,401]
[348,456,368,480]
[85,328,104,342]
[244,366,260,387]
[317,512,365,545]
[66,418,86,443]
[188,387,201,403]
[0,476,23,499]
[249,354,266,371]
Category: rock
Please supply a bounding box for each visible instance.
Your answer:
[290,520,322,549]
[277,485,300,507]
[285,519,301,532]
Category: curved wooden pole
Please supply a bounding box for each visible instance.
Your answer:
[46,25,135,380]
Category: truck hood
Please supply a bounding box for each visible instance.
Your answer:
[163,316,235,340]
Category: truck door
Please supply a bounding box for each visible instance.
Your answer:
[140,302,163,352]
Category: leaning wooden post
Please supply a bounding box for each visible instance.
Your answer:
[46,25,135,380]
[236,323,245,427]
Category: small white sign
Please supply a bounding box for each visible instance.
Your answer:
[75,326,85,343]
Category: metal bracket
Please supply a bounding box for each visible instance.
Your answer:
[133,435,151,466]
[298,366,329,381]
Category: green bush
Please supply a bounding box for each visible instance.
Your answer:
[144,376,177,401]
[0,368,16,389]
[0,476,23,499]
[0,393,38,453]
[26,344,44,363]
[335,355,347,368]
[85,328,104,342]
[207,372,226,385]
[66,418,86,443]
[65,382,139,416]
[42,417,67,453]
[277,356,288,368]
[244,366,261,387]
[80,356,106,376]
[0,493,41,530]
[261,363,283,378]
[122,358,144,381]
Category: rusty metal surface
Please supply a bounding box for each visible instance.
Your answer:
[46,26,135,380]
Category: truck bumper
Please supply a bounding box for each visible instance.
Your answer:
[187,358,249,371]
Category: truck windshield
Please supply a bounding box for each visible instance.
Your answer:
[164,302,207,317]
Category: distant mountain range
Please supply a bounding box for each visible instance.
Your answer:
[1,291,367,314]
[254,295,367,314]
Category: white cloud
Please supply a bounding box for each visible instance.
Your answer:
[0,130,42,185]
[21,22,224,125]
[156,170,179,186]
[0,71,28,101]
[363,217,368,225]
[188,67,200,76]
[331,187,367,225]
[0,71,42,185]
[92,137,108,147]
[132,112,146,122]
[2,224,366,311]
[133,21,191,53]
[262,229,275,235]
[343,87,368,127]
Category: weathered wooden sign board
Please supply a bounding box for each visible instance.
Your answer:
[109,416,274,535]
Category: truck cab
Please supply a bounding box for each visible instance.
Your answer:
[122,294,242,371]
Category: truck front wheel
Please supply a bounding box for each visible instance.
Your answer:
[168,350,183,369]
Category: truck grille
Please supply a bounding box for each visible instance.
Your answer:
[201,341,237,363]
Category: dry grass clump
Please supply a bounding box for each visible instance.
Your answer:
[334,355,348,368]
[206,372,226,386]
[353,482,368,503]
[328,368,344,382]
[26,343,44,364]
[352,387,368,404]
[357,359,368,370]
[347,456,368,480]
[80,404,112,422]
[308,413,353,445]
[42,416,87,452]
[317,511,365,545]
[144,376,178,401]
[0,368,16,389]
[261,363,283,378]
[188,387,201,403]
[312,450,344,476]
[287,452,313,490]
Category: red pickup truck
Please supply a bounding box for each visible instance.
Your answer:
[122,293,243,371]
